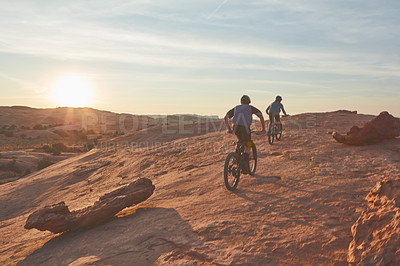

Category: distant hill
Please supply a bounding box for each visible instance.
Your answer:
[0,106,222,183]
[0,106,220,135]
[0,106,153,134]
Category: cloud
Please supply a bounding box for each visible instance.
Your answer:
[1,12,397,82]
[0,72,46,95]
[0,0,399,111]
[207,0,230,19]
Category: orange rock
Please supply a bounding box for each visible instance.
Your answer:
[348,177,400,264]
[24,178,155,233]
[333,111,400,145]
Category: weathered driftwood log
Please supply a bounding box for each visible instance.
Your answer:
[333,111,400,145]
[24,178,155,233]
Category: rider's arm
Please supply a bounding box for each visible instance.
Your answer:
[281,104,287,116]
[224,109,234,133]
[258,114,266,132]
[266,105,270,115]
[252,106,266,133]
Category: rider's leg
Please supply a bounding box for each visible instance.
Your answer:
[243,127,251,153]
[268,113,275,132]
[242,128,252,173]
[234,125,252,173]
[233,125,246,149]
[275,114,282,131]
[244,145,251,154]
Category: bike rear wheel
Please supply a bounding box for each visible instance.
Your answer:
[248,142,257,176]
[276,123,283,140]
[268,130,275,145]
[224,152,241,191]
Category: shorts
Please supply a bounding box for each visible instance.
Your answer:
[233,125,251,144]
[269,113,280,123]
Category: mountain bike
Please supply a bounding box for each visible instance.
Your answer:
[268,121,282,145]
[224,138,257,191]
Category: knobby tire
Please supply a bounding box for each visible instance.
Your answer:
[249,142,257,176]
[268,131,275,145]
[224,152,241,191]
[276,124,283,140]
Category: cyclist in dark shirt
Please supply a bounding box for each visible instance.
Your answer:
[224,95,266,172]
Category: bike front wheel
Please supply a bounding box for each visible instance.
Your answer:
[248,142,257,176]
[224,152,241,191]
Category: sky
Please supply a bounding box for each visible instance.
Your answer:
[0,0,399,117]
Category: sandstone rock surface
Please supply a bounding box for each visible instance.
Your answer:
[348,177,400,265]
[2,111,400,265]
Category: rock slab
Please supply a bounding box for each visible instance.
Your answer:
[333,111,400,145]
[348,177,400,265]
[24,178,155,233]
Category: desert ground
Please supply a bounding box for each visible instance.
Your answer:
[0,110,399,265]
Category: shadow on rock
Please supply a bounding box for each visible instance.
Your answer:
[254,174,282,180]
[18,207,208,265]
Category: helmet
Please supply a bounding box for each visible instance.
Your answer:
[276,95,282,101]
[241,95,251,104]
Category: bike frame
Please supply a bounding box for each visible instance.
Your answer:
[224,139,257,191]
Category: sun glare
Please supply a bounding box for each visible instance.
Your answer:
[52,75,93,107]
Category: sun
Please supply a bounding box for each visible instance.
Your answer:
[52,75,93,107]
